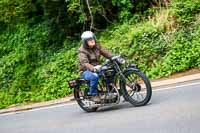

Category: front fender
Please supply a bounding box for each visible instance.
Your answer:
[124,65,140,75]
[126,64,139,71]
[125,67,139,72]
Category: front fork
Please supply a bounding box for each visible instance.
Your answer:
[119,66,139,101]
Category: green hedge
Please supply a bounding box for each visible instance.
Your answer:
[0,23,79,108]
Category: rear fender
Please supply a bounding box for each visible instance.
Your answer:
[68,78,89,89]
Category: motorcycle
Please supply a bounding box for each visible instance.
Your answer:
[68,55,152,112]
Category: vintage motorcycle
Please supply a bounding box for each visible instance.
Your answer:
[68,55,152,112]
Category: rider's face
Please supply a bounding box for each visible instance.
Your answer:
[87,39,95,48]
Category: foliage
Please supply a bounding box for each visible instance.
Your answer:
[171,0,200,25]
[99,16,174,72]
[0,0,200,108]
[99,0,200,78]
[0,0,34,24]
[148,23,200,78]
[0,23,79,108]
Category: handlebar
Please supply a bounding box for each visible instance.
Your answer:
[111,55,121,60]
[101,55,124,68]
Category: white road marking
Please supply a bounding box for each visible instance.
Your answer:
[153,82,200,92]
[0,102,76,116]
[1,81,200,116]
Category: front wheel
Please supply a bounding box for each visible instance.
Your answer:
[121,70,152,106]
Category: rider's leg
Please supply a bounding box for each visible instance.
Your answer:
[82,71,99,95]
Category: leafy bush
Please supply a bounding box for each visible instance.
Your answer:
[99,19,173,71]
[148,22,200,78]
[0,23,79,108]
[171,0,200,25]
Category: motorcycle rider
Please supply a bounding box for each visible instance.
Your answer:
[78,31,113,102]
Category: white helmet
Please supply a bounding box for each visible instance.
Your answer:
[81,31,96,46]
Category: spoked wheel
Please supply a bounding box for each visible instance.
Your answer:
[121,70,152,106]
[74,82,98,112]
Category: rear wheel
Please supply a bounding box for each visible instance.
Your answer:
[121,70,152,106]
[74,81,98,112]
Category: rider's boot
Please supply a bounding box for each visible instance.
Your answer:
[91,95,101,102]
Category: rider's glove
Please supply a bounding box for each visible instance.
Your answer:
[93,65,101,73]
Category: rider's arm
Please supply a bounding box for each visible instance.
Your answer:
[98,45,113,59]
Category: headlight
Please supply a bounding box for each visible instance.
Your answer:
[117,57,125,64]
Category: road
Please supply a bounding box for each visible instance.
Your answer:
[0,80,200,133]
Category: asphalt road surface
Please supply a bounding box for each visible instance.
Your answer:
[0,80,200,133]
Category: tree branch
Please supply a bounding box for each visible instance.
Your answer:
[85,0,93,31]
[79,0,86,31]
[96,0,114,24]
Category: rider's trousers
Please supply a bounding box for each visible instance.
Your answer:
[81,71,99,95]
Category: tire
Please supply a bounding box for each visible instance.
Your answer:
[121,69,152,106]
[74,83,98,112]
